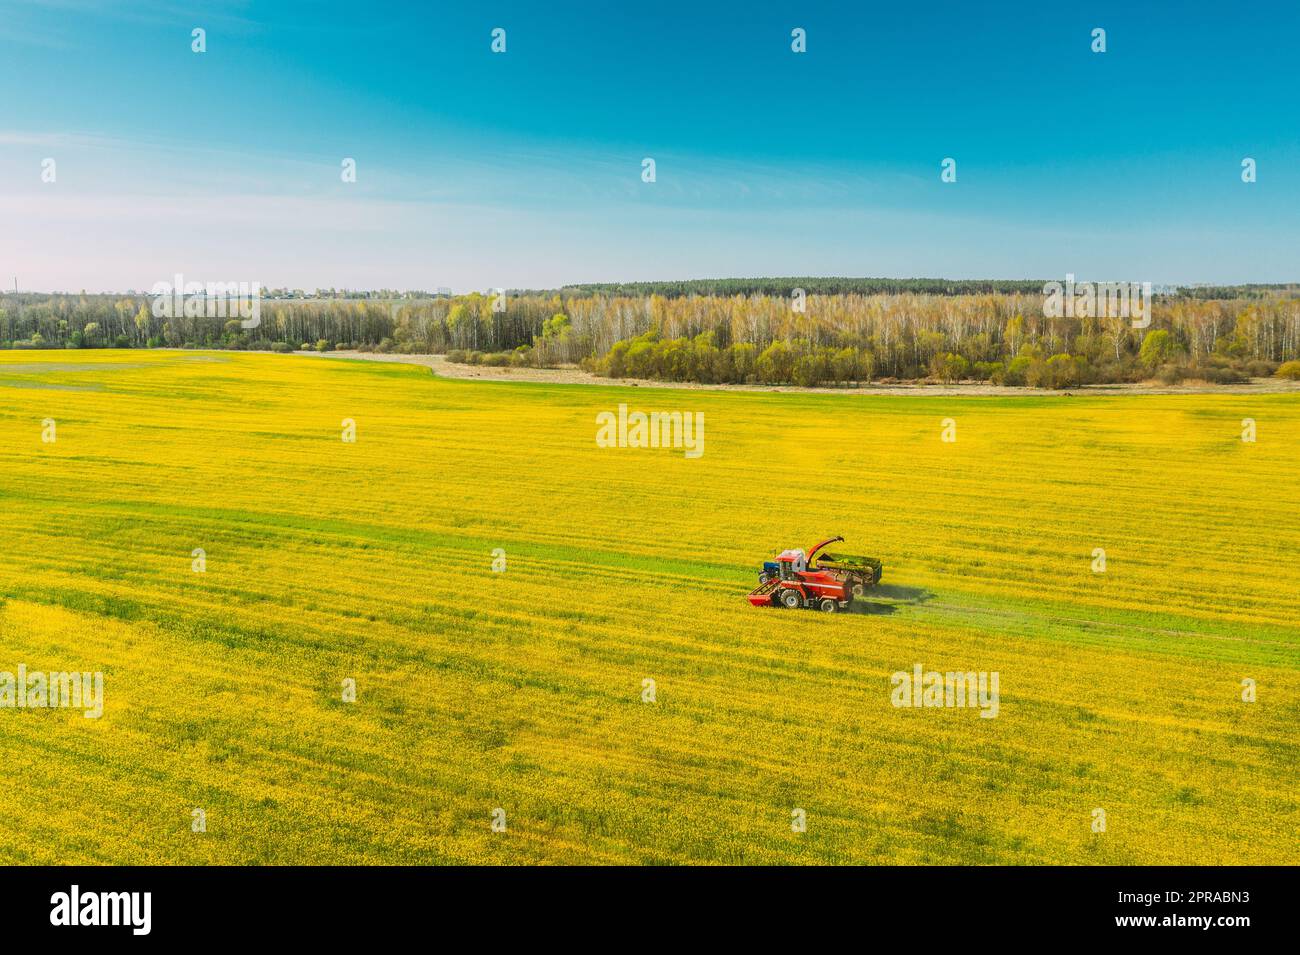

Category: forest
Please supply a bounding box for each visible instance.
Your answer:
[3,283,1298,388]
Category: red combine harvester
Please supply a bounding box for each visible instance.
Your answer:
[747,536,883,612]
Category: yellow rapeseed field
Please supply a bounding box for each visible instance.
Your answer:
[0,350,1295,864]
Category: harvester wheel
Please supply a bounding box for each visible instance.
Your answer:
[778,589,803,610]
[819,598,839,613]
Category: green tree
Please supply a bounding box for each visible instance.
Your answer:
[134,304,151,343]
[756,341,795,383]
[1275,360,1300,380]
[1139,329,1177,368]
[446,304,470,348]
[1042,353,1081,389]
[729,342,758,383]
[931,352,969,384]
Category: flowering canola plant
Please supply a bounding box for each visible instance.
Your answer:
[0,351,1294,864]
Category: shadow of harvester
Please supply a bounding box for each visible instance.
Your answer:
[848,583,934,615]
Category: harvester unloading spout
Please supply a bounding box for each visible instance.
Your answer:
[807,536,844,564]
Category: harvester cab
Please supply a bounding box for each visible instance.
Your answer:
[748,536,882,613]
[778,549,807,574]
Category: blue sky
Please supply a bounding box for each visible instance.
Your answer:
[2,0,1297,291]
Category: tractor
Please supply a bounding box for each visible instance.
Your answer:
[747,536,883,612]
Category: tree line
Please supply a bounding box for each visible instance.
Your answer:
[561,277,1051,297]
[2,288,1298,387]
